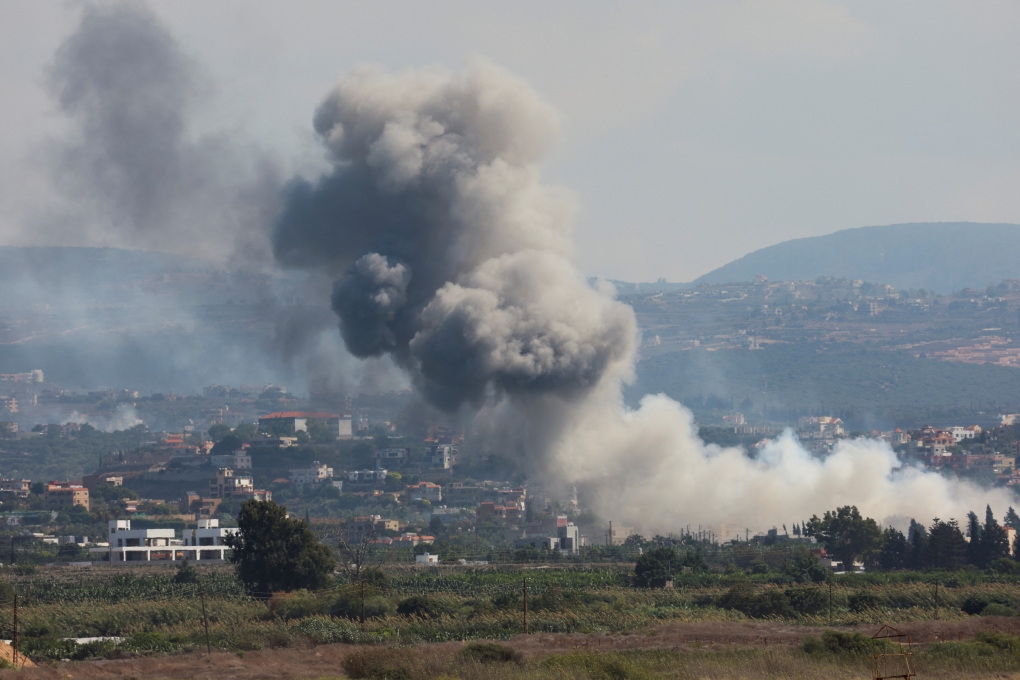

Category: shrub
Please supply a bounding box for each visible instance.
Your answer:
[786,587,827,615]
[989,557,1020,574]
[802,629,881,656]
[124,631,176,654]
[397,595,458,619]
[975,631,1020,651]
[459,641,522,664]
[848,592,881,613]
[717,584,793,618]
[961,596,989,615]
[342,648,418,679]
[294,616,364,645]
[981,603,1016,617]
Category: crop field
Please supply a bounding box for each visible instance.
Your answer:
[1,564,1020,677]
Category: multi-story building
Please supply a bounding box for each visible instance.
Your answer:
[91,519,235,563]
[45,482,89,512]
[289,461,334,487]
[405,481,442,503]
[258,411,353,439]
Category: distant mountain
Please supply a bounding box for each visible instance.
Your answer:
[691,222,1020,293]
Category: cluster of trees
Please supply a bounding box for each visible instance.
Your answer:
[807,505,1019,572]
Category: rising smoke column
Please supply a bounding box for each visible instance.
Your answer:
[46,0,278,263]
[274,62,637,411]
[276,62,1012,534]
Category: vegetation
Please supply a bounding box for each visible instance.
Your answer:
[225,499,336,596]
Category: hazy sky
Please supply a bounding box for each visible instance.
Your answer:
[1,0,1018,282]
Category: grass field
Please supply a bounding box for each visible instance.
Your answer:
[3,563,1020,677]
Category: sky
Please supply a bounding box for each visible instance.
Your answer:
[1,1,1019,282]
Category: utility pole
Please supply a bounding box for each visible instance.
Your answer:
[934,579,940,620]
[608,521,613,547]
[523,577,528,634]
[12,594,17,668]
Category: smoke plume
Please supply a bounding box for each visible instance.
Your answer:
[274,62,636,411]
[277,61,1012,534]
[45,0,278,264]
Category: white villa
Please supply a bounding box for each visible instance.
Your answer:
[90,519,236,563]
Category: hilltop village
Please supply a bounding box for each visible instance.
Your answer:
[0,365,1018,568]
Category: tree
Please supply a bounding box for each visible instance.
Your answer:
[1004,506,1020,530]
[224,499,336,595]
[211,433,243,455]
[908,519,928,570]
[925,518,967,570]
[980,505,1009,567]
[207,424,232,441]
[876,527,908,571]
[805,506,881,570]
[965,511,982,567]
[634,547,679,587]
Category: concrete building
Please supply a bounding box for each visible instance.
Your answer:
[425,445,457,470]
[210,451,252,470]
[415,553,439,565]
[513,515,583,555]
[375,447,409,469]
[258,411,353,440]
[45,482,89,512]
[91,519,235,563]
[289,461,334,487]
[405,481,442,503]
[347,469,388,482]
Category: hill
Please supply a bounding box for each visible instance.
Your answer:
[691,222,1020,293]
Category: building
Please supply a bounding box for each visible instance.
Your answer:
[181,519,238,560]
[91,519,235,563]
[425,445,457,470]
[210,451,252,470]
[415,553,439,565]
[81,474,123,489]
[208,468,272,502]
[512,515,583,555]
[258,411,353,439]
[45,482,89,512]
[797,416,844,439]
[347,469,388,482]
[405,481,442,503]
[375,447,409,469]
[0,479,31,498]
[289,461,334,487]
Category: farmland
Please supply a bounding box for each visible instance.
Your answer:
[2,562,1020,678]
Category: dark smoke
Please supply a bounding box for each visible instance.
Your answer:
[274,63,637,411]
[45,1,278,264]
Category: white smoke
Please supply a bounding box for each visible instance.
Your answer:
[276,61,1013,534]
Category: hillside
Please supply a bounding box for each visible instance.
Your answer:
[691,222,1020,293]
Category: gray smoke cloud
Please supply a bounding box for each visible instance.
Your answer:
[274,62,637,411]
[277,62,1013,534]
[45,0,278,265]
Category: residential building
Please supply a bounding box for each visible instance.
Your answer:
[289,461,334,487]
[347,469,388,482]
[210,451,252,470]
[258,411,353,439]
[208,468,271,502]
[91,519,235,563]
[375,447,410,469]
[0,479,31,498]
[405,481,442,503]
[425,445,457,470]
[45,482,89,512]
[81,474,123,489]
[512,515,583,555]
[415,553,439,565]
[797,416,844,439]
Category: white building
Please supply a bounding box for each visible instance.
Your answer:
[210,451,252,470]
[348,469,388,482]
[289,461,334,487]
[415,552,440,565]
[90,519,235,563]
[425,445,457,470]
